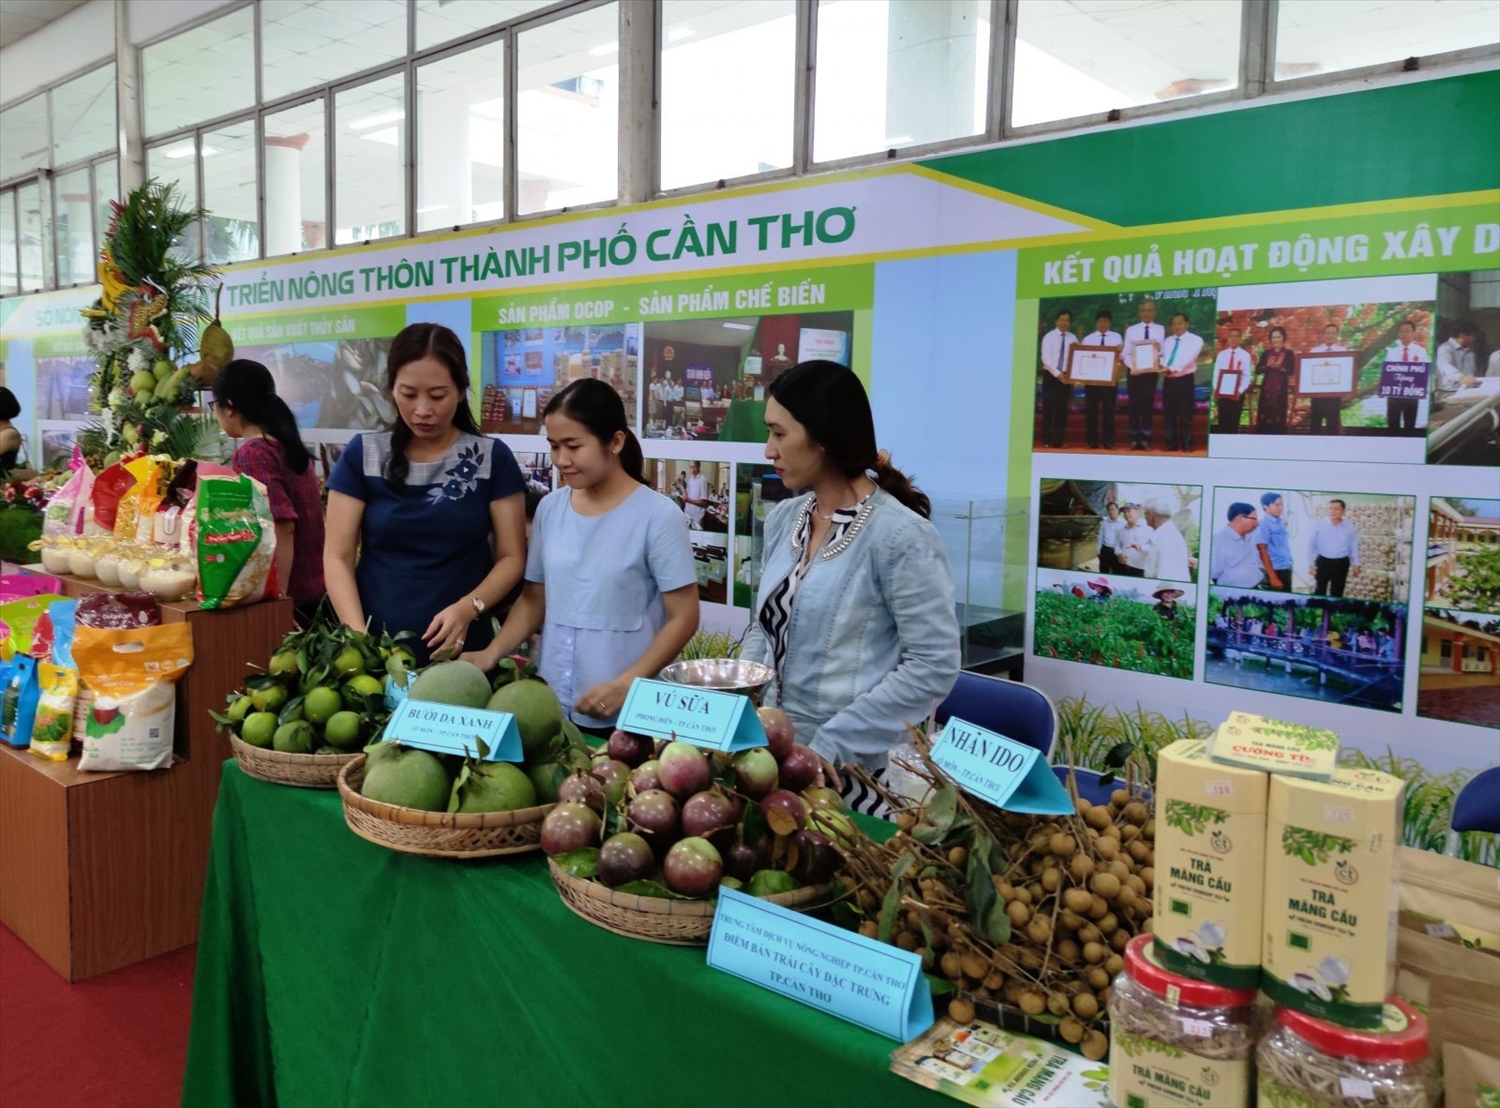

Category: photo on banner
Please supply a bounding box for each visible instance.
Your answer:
[1037,477,1201,583]
[1427,269,1500,468]
[1209,276,1436,463]
[732,463,792,609]
[1418,496,1500,728]
[642,457,730,605]
[1208,487,1415,603]
[641,311,853,443]
[512,452,554,499]
[33,354,95,421]
[1205,589,1408,713]
[231,338,396,430]
[1033,568,1197,681]
[1033,289,1216,457]
[478,324,639,436]
[39,427,78,469]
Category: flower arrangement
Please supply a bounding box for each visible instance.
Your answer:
[76,180,234,469]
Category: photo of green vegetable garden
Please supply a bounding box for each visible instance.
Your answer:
[1032,586,1197,680]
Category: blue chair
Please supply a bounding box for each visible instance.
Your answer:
[1052,765,1152,807]
[933,672,1056,761]
[1452,766,1500,834]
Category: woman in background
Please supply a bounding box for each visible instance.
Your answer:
[212,360,326,617]
[0,387,31,480]
[463,379,698,734]
[324,323,526,663]
[1254,326,1295,434]
[741,361,961,815]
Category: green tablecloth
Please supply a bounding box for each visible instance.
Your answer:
[717,399,767,443]
[181,763,945,1108]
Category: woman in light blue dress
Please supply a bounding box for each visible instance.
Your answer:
[464,380,700,733]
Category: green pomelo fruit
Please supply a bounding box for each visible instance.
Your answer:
[324,711,363,750]
[486,679,563,759]
[747,869,799,898]
[241,711,278,748]
[251,683,288,712]
[227,695,253,724]
[345,673,384,698]
[272,721,316,754]
[268,651,300,676]
[303,686,342,724]
[364,740,400,767]
[409,660,492,709]
[362,747,451,811]
[452,762,537,814]
[333,647,365,677]
[153,359,175,381]
[129,370,156,395]
[526,761,567,804]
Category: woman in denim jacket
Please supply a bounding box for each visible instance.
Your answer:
[741,361,960,814]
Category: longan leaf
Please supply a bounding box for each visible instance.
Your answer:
[926,785,959,836]
[982,903,1011,944]
[966,827,998,941]
[551,847,599,879]
[876,882,903,944]
[925,973,955,997]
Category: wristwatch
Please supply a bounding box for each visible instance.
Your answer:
[471,596,486,617]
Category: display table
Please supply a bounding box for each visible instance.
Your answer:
[182,763,944,1108]
[0,574,293,980]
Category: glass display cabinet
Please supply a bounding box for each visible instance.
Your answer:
[928,496,1029,677]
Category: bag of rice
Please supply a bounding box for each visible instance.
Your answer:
[194,475,277,609]
[29,662,79,761]
[42,460,94,539]
[74,622,194,772]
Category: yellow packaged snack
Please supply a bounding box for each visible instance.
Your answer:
[74,622,194,772]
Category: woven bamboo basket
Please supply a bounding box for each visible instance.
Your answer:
[229,732,360,789]
[548,859,836,946]
[337,754,551,858]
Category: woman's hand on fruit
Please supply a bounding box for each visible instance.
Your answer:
[458,644,500,672]
[813,750,843,792]
[576,678,631,719]
[424,600,478,659]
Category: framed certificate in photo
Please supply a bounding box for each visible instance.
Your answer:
[1130,341,1160,374]
[1066,345,1118,386]
[1298,351,1358,397]
[1214,369,1243,398]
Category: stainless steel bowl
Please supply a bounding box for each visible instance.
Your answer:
[658,658,775,701]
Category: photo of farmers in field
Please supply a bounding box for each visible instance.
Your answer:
[1033,568,1197,681]
[1037,478,1200,583]
[1206,589,1407,713]
[1427,270,1500,468]
[1033,291,1216,457]
[235,338,396,430]
[1208,488,1414,604]
[1210,276,1436,463]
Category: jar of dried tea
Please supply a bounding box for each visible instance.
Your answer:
[1109,935,1259,1107]
[1256,998,1439,1108]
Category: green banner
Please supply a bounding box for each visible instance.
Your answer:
[470,264,874,331]
[1016,202,1500,297]
[224,305,407,346]
[34,334,92,358]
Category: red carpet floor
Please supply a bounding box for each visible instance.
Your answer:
[0,926,194,1108]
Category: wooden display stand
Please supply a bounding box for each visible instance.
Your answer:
[0,573,293,980]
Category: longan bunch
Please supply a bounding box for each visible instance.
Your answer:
[844,775,1154,1064]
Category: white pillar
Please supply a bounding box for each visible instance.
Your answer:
[884,0,979,147]
[264,134,307,256]
[417,86,473,229]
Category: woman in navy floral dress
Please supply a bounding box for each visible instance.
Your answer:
[325,323,526,664]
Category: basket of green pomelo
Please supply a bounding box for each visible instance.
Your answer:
[214,618,412,789]
[337,660,585,858]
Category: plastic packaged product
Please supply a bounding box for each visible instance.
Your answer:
[41,460,94,539]
[1256,998,1439,1108]
[194,475,276,609]
[68,540,100,578]
[0,654,41,748]
[139,557,197,603]
[95,550,125,588]
[39,539,74,575]
[0,593,70,655]
[1109,934,1259,1108]
[29,662,79,761]
[74,622,194,772]
[76,592,161,630]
